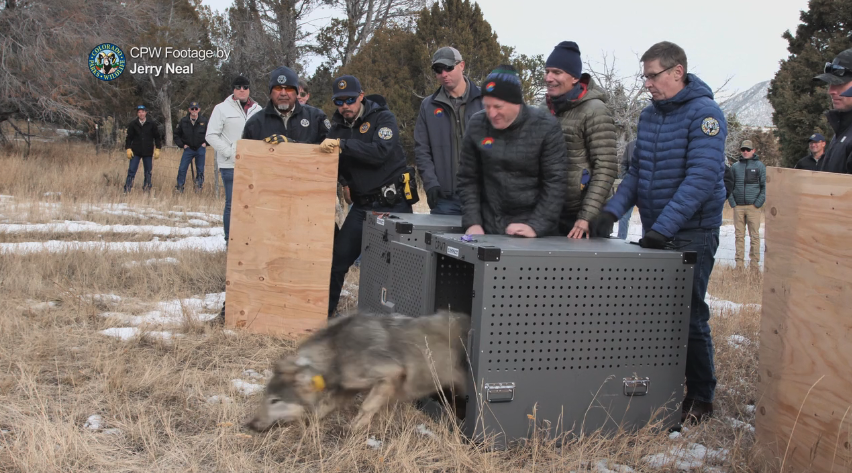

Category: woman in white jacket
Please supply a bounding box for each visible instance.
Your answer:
[205,76,262,244]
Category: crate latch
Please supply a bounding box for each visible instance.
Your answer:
[485,382,515,403]
[623,377,650,396]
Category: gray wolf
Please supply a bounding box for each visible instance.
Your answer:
[246,310,470,431]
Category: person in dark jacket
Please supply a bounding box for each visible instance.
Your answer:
[728,140,766,269]
[813,49,852,175]
[616,140,636,239]
[319,75,411,317]
[457,65,567,237]
[594,42,727,424]
[173,101,208,192]
[124,105,163,193]
[242,66,329,145]
[414,46,484,215]
[544,41,618,238]
[793,133,826,171]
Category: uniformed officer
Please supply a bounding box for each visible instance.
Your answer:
[320,75,412,317]
[242,65,329,144]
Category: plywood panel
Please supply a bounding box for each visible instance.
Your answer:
[757,168,852,472]
[224,140,338,336]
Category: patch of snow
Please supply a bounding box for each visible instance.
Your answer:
[0,221,222,237]
[726,417,756,433]
[206,395,233,404]
[223,329,237,337]
[84,415,103,430]
[706,293,761,315]
[727,335,752,349]
[169,210,223,222]
[594,460,635,473]
[78,293,122,304]
[101,293,224,327]
[668,430,682,439]
[231,379,264,396]
[43,192,62,197]
[0,235,225,255]
[20,300,59,311]
[416,424,436,438]
[643,443,729,470]
[242,369,264,380]
[187,219,210,226]
[123,257,180,268]
[745,405,756,415]
[98,327,182,342]
[366,436,382,449]
[101,428,122,435]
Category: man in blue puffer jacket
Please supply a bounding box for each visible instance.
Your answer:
[592,42,727,424]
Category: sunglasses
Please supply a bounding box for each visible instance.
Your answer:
[824,62,850,77]
[189,107,199,111]
[432,63,457,74]
[333,96,359,106]
[740,148,753,152]
[298,91,309,97]
[233,85,250,90]
[272,85,297,92]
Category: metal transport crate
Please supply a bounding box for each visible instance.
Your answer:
[358,213,463,314]
[425,233,696,445]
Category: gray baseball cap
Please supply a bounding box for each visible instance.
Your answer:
[814,49,852,85]
[432,46,462,67]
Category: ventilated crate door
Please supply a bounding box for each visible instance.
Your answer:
[387,242,432,316]
[466,254,692,441]
[434,254,474,316]
[358,225,392,314]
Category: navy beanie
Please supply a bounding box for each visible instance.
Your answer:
[546,41,582,78]
[268,66,299,92]
[482,65,524,105]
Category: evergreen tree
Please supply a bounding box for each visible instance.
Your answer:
[767,0,852,167]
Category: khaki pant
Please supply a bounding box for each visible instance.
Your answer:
[734,204,762,268]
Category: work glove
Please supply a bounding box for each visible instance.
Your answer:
[638,230,668,249]
[126,149,133,159]
[264,134,289,144]
[426,186,442,209]
[320,138,341,154]
[153,148,160,160]
[588,212,617,238]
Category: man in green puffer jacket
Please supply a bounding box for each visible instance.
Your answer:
[545,41,618,238]
[728,139,766,269]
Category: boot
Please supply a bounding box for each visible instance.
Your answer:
[143,172,152,192]
[681,398,714,424]
[195,174,205,193]
[175,185,184,194]
[124,175,134,193]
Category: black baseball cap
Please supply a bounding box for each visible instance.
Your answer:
[332,75,362,99]
[814,49,852,85]
[808,133,826,142]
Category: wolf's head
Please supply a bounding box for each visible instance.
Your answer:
[246,355,326,432]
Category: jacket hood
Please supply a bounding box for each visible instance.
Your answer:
[547,74,607,114]
[331,98,387,124]
[652,73,714,112]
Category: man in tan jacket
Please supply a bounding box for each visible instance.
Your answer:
[545,41,618,238]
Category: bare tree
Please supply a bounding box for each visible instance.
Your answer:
[584,53,648,154]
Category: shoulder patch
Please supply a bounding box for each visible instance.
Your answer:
[481,137,494,149]
[701,117,720,136]
[360,123,370,133]
[377,127,393,140]
[300,118,310,127]
[324,119,331,130]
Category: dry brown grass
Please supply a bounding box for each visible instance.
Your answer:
[0,143,781,472]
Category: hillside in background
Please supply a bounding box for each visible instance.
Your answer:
[721,80,774,128]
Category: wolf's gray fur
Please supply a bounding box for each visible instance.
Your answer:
[247,310,469,431]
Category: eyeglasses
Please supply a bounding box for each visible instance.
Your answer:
[432,63,457,74]
[272,85,297,92]
[824,62,850,77]
[333,97,359,106]
[233,85,250,90]
[189,107,199,111]
[642,65,676,81]
[298,91,309,97]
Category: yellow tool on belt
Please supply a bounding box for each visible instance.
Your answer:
[402,171,414,201]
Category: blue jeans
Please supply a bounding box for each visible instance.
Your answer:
[220,168,234,244]
[124,155,152,192]
[676,227,720,404]
[328,199,412,316]
[176,147,206,190]
[617,207,633,240]
[430,195,463,215]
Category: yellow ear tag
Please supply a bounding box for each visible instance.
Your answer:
[311,375,326,392]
